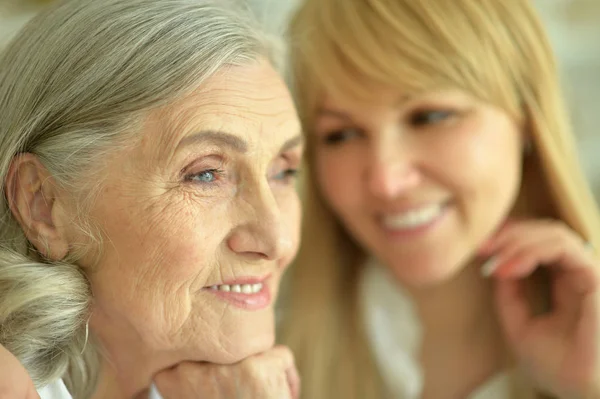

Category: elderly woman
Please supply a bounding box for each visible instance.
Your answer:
[0,0,302,398]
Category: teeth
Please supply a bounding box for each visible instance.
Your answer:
[212,283,263,294]
[382,204,443,229]
[241,284,253,294]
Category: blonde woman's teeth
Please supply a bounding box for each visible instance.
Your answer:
[209,283,263,294]
[382,204,443,229]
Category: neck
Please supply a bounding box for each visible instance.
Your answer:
[91,361,142,399]
[88,312,167,399]
[407,259,501,344]
[405,259,508,395]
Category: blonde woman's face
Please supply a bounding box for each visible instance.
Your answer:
[313,87,523,286]
[82,61,302,372]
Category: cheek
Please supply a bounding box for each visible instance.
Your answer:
[434,118,523,221]
[315,149,362,213]
[89,195,226,321]
[277,189,302,263]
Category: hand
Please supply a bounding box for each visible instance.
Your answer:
[154,345,300,399]
[0,343,39,399]
[480,220,600,398]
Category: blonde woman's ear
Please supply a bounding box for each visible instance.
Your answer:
[5,153,70,261]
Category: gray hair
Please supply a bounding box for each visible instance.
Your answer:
[0,0,278,397]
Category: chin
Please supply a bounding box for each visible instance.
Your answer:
[202,308,276,365]
[215,330,275,364]
[387,253,466,288]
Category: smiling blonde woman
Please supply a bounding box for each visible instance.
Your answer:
[280,0,600,398]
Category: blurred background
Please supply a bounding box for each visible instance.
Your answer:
[2,0,600,201]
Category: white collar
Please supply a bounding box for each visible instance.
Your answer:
[38,380,164,399]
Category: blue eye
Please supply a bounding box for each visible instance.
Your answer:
[188,169,223,184]
[273,168,300,182]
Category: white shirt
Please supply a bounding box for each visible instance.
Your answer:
[359,259,513,398]
[37,379,164,399]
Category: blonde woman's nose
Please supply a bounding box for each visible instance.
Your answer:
[366,142,421,199]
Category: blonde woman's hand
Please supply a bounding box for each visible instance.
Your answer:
[154,345,300,399]
[0,343,39,399]
[480,220,600,398]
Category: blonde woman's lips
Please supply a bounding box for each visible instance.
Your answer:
[380,202,448,238]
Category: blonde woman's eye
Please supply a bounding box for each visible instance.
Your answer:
[410,110,455,126]
[323,128,362,145]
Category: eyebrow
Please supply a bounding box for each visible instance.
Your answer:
[177,129,304,154]
[316,108,351,120]
[280,134,304,153]
[316,94,415,120]
[177,130,248,153]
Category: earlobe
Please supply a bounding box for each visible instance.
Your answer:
[5,154,70,260]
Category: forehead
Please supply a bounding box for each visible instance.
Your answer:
[144,61,300,158]
[317,85,406,120]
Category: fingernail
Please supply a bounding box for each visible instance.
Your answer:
[481,257,499,277]
[478,240,490,254]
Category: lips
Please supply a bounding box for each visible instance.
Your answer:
[204,275,273,310]
[207,282,264,294]
[381,203,446,230]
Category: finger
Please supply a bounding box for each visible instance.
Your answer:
[479,219,543,254]
[494,244,552,279]
[481,220,588,262]
[479,218,520,255]
[572,293,599,375]
[259,345,296,369]
[154,363,207,399]
[480,221,559,277]
[286,365,301,399]
[485,228,598,285]
[256,346,298,398]
[495,238,598,288]
[495,278,531,345]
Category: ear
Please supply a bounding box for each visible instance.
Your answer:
[5,153,70,260]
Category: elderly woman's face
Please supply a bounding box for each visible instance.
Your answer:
[83,61,302,366]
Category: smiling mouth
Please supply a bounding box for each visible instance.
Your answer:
[207,283,264,294]
[381,203,445,229]
[203,276,273,310]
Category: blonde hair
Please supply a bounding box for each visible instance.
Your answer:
[0,0,277,397]
[280,0,600,398]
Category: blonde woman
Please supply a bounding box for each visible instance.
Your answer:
[280,0,600,398]
[0,0,302,397]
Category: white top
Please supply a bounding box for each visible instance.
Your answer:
[359,259,513,398]
[37,379,71,399]
[37,379,163,399]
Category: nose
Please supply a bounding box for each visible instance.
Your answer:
[367,136,421,199]
[226,184,292,262]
